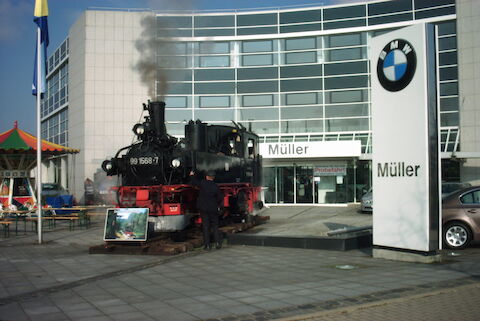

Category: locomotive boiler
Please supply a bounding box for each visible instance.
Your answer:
[102,101,263,233]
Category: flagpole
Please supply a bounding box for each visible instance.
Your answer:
[36,25,43,244]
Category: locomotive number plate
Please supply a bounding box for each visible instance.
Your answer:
[129,156,159,165]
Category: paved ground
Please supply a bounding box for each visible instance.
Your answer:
[0,206,479,321]
[250,205,372,237]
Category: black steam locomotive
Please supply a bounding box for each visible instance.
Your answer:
[102,101,262,232]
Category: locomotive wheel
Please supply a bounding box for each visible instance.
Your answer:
[236,191,248,214]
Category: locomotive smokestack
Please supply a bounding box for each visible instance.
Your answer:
[149,101,167,139]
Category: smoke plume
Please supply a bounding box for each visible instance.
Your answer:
[134,0,196,101]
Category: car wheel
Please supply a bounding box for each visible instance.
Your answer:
[443,222,472,250]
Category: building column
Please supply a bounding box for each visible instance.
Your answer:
[457,0,480,185]
[61,157,68,190]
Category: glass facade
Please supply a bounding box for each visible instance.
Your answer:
[42,38,69,146]
[153,0,458,204]
[41,0,459,204]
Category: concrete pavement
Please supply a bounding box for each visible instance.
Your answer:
[0,206,479,321]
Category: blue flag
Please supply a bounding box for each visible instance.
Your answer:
[32,0,49,96]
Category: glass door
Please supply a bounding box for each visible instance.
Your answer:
[277,167,294,203]
[296,166,313,203]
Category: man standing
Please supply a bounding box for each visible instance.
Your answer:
[190,170,223,250]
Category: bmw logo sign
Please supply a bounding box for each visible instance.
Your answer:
[377,39,416,92]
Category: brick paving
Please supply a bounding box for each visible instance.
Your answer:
[279,283,480,321]
[0,206,479,321]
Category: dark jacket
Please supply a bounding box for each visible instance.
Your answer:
[191,175,223,213]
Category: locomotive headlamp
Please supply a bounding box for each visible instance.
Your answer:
[171,158,181,168]
[133,123,145,136]
[105,162,113,171]
[101,159,116,174]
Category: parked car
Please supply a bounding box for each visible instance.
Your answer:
[361,182,471,214]
[442,182,471,198]
[41,183,67,198]
[442,185,480,250]
[360,188,372,213]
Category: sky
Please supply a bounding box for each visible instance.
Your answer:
[0,0,366,135]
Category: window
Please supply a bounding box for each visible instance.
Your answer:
[440,83,458,96]
[324,19,366,30]
[324,75,368,90]
[281,79,322,92]
[368,0,412,15]
[284,92,318,105]
[194,29,235,37]
[325,118,369,132]
[194,109,235,121]
[415,6,455,19]
[242,40,273,53]
[165,96,188,108]
[237,26,278,35]
[285,52,317,64]
[198,42,230,54]
[439,52,457,65]
[368,13,413,26]
[280,10,320,24]
[326,90,368,103]
[157,16,192,28]
[460,190,480,204]
[281,106,323,119]
[195,82,235,94]
[239,108,279,121]
[324,61,368,75]
[280,24,321,33]
[198,56,230,68]
[199,96,231,108]
[439,36,457,51]
[238,67,278,80]
[165,110,193,121]
[241,54,275,66]
[194,15,234,28]
[281,120,323,133]
[327,48,364,61]
[238,81,278,93]
[195,69,234,81]
[327,33,364,48]
[284,37,316,51]
[242,95,275,107]
[237,13,277,26]
[324,5,366,20]
[440,67,458,81]
[281,65,322,78]
[325,104,369,117]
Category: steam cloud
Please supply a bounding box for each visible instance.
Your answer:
[134,0,196,101]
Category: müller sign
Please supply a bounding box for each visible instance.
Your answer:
[377,162,421,177]
[259,141,361,159]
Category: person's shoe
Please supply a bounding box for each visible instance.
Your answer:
[203,244,211,251]
[215,242,222,249]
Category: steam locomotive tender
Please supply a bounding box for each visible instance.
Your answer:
[102,101,263,233]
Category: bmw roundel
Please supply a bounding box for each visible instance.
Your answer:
[377,39,416,92]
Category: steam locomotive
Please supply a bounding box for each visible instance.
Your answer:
[102,101,263,232]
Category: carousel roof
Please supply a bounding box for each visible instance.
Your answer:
[0,121,79,155]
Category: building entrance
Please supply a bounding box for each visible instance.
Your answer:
[262,160,371,205]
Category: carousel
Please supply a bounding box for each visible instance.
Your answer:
[0,121,79,208]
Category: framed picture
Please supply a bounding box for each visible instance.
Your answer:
[103,208,149,241]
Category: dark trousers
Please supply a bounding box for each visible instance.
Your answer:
[201,211,220,245]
